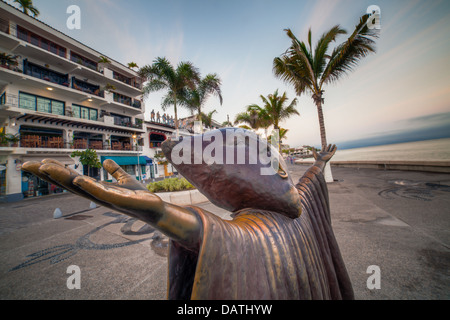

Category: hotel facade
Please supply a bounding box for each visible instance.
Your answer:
[0,2,168,202]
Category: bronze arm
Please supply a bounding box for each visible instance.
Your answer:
[311,144,337,172]
[22,159,201,249]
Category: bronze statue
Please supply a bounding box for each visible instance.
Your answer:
[22,128,353,300]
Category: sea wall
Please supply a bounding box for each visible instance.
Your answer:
[294,160,450,173]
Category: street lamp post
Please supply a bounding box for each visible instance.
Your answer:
[132,134,142,183]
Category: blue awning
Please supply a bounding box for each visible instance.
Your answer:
[101,156,149,166]
[142,156,153,164]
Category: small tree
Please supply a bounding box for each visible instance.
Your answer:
[71,149,102,177]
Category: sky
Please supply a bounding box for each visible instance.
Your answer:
[12,0,450,149]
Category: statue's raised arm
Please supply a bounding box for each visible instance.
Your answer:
[22,159,201,248]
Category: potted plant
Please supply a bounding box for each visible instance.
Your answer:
[104,83,116,93]
[7,133,20,147]
[0,53,18,69]
[154,152,168,165]
[98,56,111,65]
[127,62,138,70]
[0,131,8,147]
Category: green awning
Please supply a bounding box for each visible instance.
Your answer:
[101,156,148,166]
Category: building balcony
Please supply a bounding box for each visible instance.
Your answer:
[0,65,106,106]
[105,70,143,95]
[0,95,145,135]
[1,19,142,97]
[23,59,70,87]
[112,92,142,109]
[101,91,143,115]
[0,22,77,71]
[71,77,104,98]
[10,135,143,152]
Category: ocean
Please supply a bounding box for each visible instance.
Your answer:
[333,138,450,162]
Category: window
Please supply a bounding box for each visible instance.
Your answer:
[40,38,49,50]
[19,92,65,115]
[17,27,27,41]
[30,33,39,46]
[80,106,89,119]
[122,165,135,176]
[72,105,80,118]
[89,109,98,121]
[50,43,58,55]
[37,97,51,113]
[111,113,131,126]
[19,93,36,111]
[72,105,98,121]
[16,26,67,58]
[70,52,98,71]
[52,101,65,116]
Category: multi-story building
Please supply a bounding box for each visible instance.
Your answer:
[0,2,151,202]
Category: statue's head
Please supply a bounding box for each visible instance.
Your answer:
[162,128,301,219]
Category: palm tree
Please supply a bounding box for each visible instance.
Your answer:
[13,0,40,17]
[179,73,223,129]
[139,57,200,136]
[248,90,299,131]
[247,90,299,149]
[268,127,289,146]
[273,14,377,151]
[279,128,289,143]
[200,110,218,129]
[273,14,377,181]
[234,108,270,132]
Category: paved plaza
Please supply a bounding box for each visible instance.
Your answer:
[0,164,449,300]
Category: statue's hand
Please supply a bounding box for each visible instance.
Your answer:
[22,159,200,246]
[313,144,337,163]
[22,159,157,214]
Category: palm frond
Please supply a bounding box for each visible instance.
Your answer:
[176,61,200,90]
[199,73,223,105]
[14,0,40,17]
[320,14,378,87]
[313,25,347,79]
[142,79,168,97]
[284,29,315,85]
[273,29,317,95]
[273,56,310,95]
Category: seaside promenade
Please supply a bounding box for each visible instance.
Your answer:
[0,164,449,300]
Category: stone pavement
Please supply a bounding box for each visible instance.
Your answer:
[0,164,449,300]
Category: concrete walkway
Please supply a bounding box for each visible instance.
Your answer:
[0,165,449,300]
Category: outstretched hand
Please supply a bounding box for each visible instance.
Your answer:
[22,159,201,246]
[22,159,159,218]
[312,144,337,163]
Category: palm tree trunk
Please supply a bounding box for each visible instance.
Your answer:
[173,94,179,137]
[315,98,334,182]
[273,123,282,154]
[315,99,328,150]
[198,106,203,133]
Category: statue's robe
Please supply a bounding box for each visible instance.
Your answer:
[167,166,354,300]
